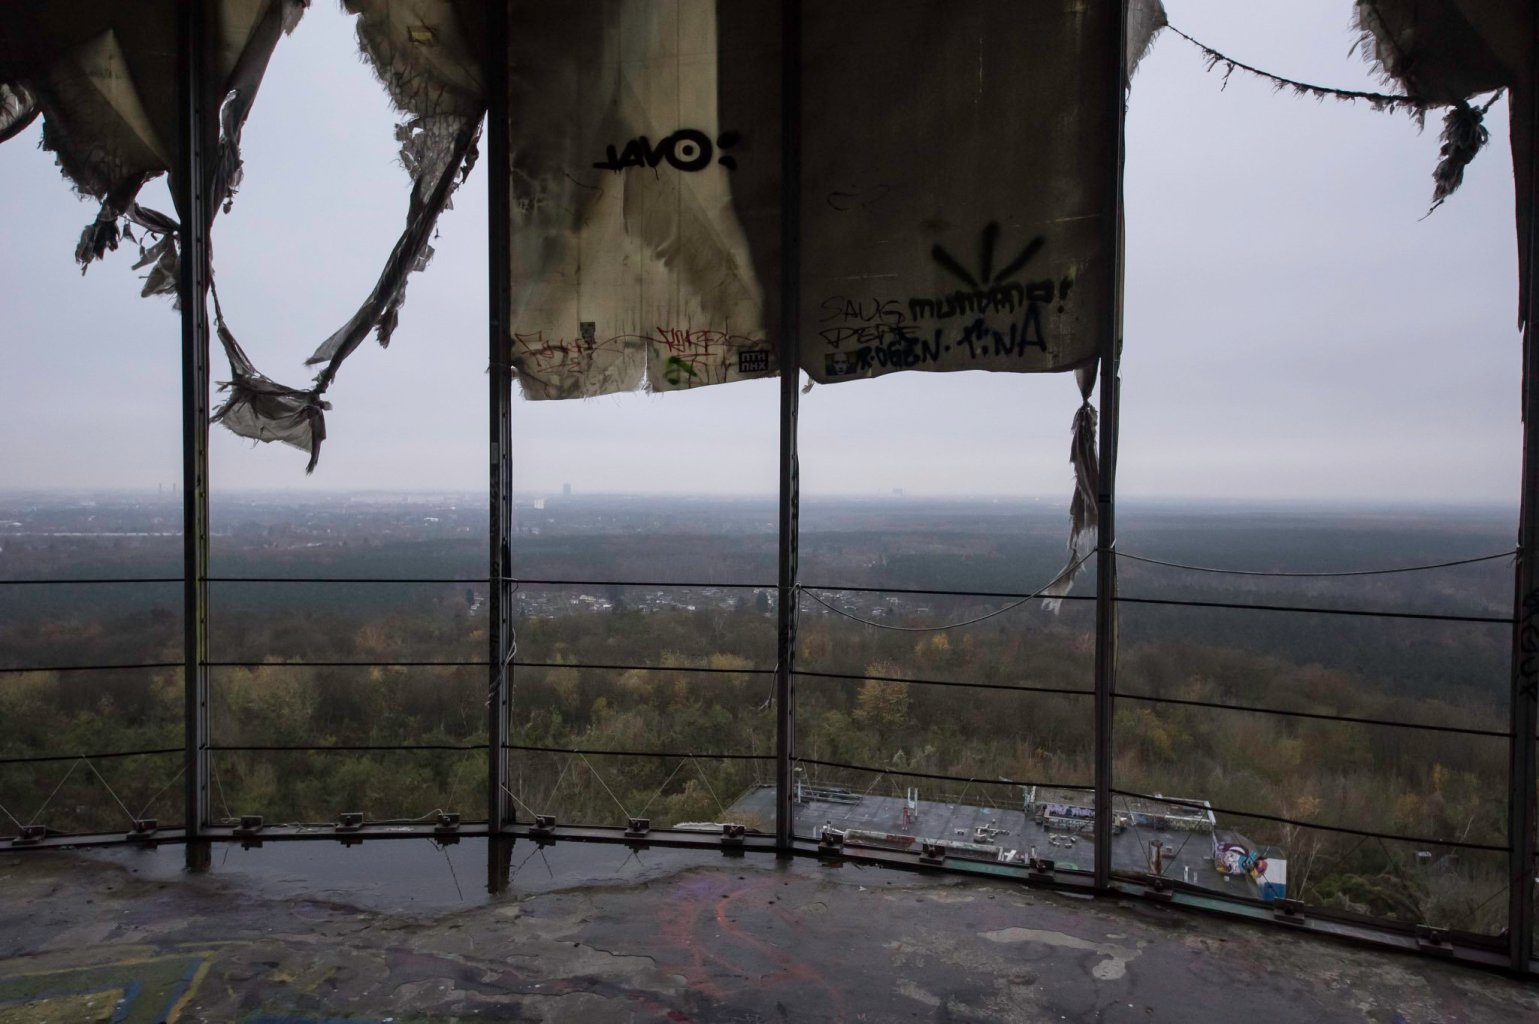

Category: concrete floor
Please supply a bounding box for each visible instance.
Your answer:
[1,843,1535,1023]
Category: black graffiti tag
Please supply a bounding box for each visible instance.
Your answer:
[594,129,740,172]
[911,221,1071,334]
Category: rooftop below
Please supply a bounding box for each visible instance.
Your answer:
[730,783,1262,898]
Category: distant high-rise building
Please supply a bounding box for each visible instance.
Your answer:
[563,483,572,497]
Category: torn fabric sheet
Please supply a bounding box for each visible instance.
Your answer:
[1041,363,1102,613]
[212,2,485,467]
[505,0,1160,399]
[0,1,308,274]
[210,287,330,472]
[303,114,482,386]
[1353,0,1534,327]
[501,0,1153,606]
[1,0,486,473]
[1127,0,1169,81]
[505,0,773,400]
[795,0,1124,385]
[218,1,486,469]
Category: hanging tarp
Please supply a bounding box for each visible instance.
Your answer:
[795,0,1122,386]
[0,1,307,278]
[505,0,775,400]
[505,0,1147,399]
[0,0,487,473]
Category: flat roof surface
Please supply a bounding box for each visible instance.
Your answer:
[730,784,1260,897]
[1031,787,1214,820]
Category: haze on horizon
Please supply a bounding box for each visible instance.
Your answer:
[0,1,1524,505]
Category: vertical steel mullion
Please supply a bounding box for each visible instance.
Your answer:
[774,0,803,853]
[486,0,515,894]
[177,0,211,872]
[1092,0,1129,891]
[1508,5,1539,972]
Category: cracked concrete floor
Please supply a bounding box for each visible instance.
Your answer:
[0,845,1535,1023]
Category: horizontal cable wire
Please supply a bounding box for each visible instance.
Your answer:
[801,553,1094,633]
[512,660,771,675]
[1,573,1509,622]
[796,756,1060,791]
[1118,549,1515,578]
[208,576,483,584]
[0,747,181,766]
[0,577,181,585]
[208,743,487,753]
[1113,594,1510,625]
[2,549,1509,588]
[802,584,1504,624]
[509,577,768,590]
[0,662,181,674]
[205,576,770,588]
[804,581,1095,602]
[207,660,488,668]
[1110,788,1509,852]
[1116,691,1510,738]
[795,669,1091,698]
[5,659,769,675]
[504,743,771,760]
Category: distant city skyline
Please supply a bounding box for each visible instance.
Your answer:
[0,1,1524,503]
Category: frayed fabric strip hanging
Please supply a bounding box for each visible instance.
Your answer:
[1165,23,1422,113]
[1428,93,1499,215]
[2,0,491,474]
[1169,11,1519,219]
[209,105,481,468]
[1041,363,1100,614]
[210,284,331,474]
[304,113,481,384]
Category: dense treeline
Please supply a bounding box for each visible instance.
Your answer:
[0,595,1515,934]
[0,498,1521,933]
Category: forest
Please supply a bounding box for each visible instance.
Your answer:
[0,494,1526,937]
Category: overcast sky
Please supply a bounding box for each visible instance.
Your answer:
[0,1,1523,503]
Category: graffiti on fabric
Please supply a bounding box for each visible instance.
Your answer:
[817,224,1075,378]
[593,129,741,172]
[512,323,770,395]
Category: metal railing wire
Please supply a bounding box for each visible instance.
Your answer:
[1,567,1521,887]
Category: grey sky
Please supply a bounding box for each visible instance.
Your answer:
[0,1,1523,502]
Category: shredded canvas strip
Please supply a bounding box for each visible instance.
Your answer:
[1041,364,1103,613]
[213,0,486,467]
[210,286,332,473]
[1,1,488,473]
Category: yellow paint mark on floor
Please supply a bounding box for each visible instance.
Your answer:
[0,988,124,1024]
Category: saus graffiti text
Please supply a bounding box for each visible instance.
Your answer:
[816,223,1076,378]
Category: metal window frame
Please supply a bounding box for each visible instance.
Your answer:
[176,0,212,875]
[1506,0,1539,972]
[3,0,1529,976]
[486,0,517,895]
